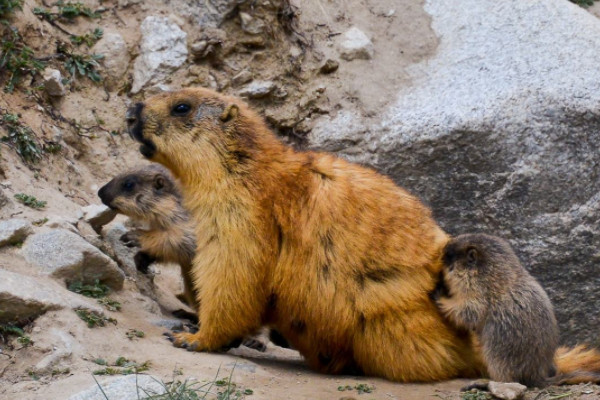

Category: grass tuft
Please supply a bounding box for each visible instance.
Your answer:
[74,308,117,328]
[68,280,110,298]
[93,357,150,376]
[14,193,46,209]
[1,112,43,163]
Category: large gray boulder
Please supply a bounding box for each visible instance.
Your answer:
[22,229,125,290]
[68,375,166,400]
[0,218,32,247]
[0,269,101,322]
[309,0,600,344]
[131,16,188,94]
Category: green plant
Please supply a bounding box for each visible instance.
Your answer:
[32,217,48,226]
[126,329,145,340]
[93,357,150,375]
[461,390,493,400]
[14,193,46,209]
[0,28,45,93]
[63,52,103,82]
[570,0,599,6]
[74,308,117,328]
[337,383,375,394]
[1,112,43,163]
[71,27,103,47]
[68,280,110,298]
[0,0,23,19]
[33,1,99,22]
[44,142,62,154]
[0,323,32,346]
[98,297,121,312]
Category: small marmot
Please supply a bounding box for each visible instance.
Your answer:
[434,233,558,387]
[98,164,198,309]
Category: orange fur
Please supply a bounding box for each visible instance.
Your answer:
[128,88,488,381]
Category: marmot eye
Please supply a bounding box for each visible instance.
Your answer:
[172,103,191,116]
[122,181,135,191]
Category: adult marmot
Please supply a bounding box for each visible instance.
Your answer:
[125,87,600,382]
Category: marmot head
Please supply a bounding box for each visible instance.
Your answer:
[125,88,260,181]
[98,164,181,223]
[442,233,521,298]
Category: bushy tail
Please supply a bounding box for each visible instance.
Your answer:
[554,345,600,384]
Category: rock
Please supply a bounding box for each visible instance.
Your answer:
[488,381,527,400]
[231,69,253,86]
[337,27,374,61]
[239,80,275,99]
[0,218,32,247]
[0,269,102,322]
[81,204,117,233]
[77,220,104,249]
[308,0,600,344]
[152,319,184,331]
[191,40,208,57]
[319,59,339,74]
[42,68,66,97]
[46,215,78,234]
[92,32,129,88]
[239,12,265,35]
[102,223,137,277]
[23,229,125,290]
[131,16,188,94]
[68,374,166,400]
[117,0,142,7]
[0,188,10,209]
[32,329,75,374]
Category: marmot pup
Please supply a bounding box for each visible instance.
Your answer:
[434,233,558,387]
[98,164,198,309]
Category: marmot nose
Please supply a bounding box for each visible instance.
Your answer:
[125,104,141,125]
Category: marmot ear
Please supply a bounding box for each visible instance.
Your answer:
[153,174,165,191]
[220,104,239,123]
[466,247,478,267]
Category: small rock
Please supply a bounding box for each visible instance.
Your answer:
[117,0,142,7]
[42,68,66,97]
[338,26,374,61]
[239,35,265,48]
[488,381,527,400]
[102,223,137,277]
[81,204,117,233]
[33,329,74,374]
[23,229,125,290]
[145,83,173,96]
[0,269,101,322]
[77,220,103,249]
[320,59,339,74]
[190,40,208,57]
[131,16,188,94]
[0,188,10,209]
[92,32,129,88]
[239,80,276,98]
[46,215,78,234]
[239,12,265,35]
[231,69,253,86]
[152,319,184,331]
[68,374,166,400]
[0,218,33,247]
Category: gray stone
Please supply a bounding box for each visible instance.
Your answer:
[81,204,117,233]
[32,329,75,374]
[102,222,137,277]
[68,374,166,400]
[92,32,129,86]
[308,0,600,344]
[152,319,184,331]
[46,215,78,234]
[0,188,10,209]
[42,68,66,97]
[23,229,125,290]
[488,381,527,400]
[0,219,32,247]
[337,27,374,61]
[231,69,253,87]
[0,269,101,322]
[239,80,275,99]
[131,16,188,94]
[77,220,104,249]
[117,0,142,7]
[239,12,265,35]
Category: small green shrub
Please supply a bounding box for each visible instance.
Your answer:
[0,0,23,19]
[74,308,117,328]
[71,28,103,47]
[0,112,43,162]
[0,323,32,346]
[0,28,45,93]
[126,329,144,340]
[14,193,46,209]
[570,0,599,6]
[98,298,121,312]
[93,357,150,375]
[63,51,103,82]
[33,1,99,22]
[68,280,110,298]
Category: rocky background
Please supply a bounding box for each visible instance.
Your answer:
[1,0,600,399]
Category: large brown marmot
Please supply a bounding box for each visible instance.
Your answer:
[124,87,600,382]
